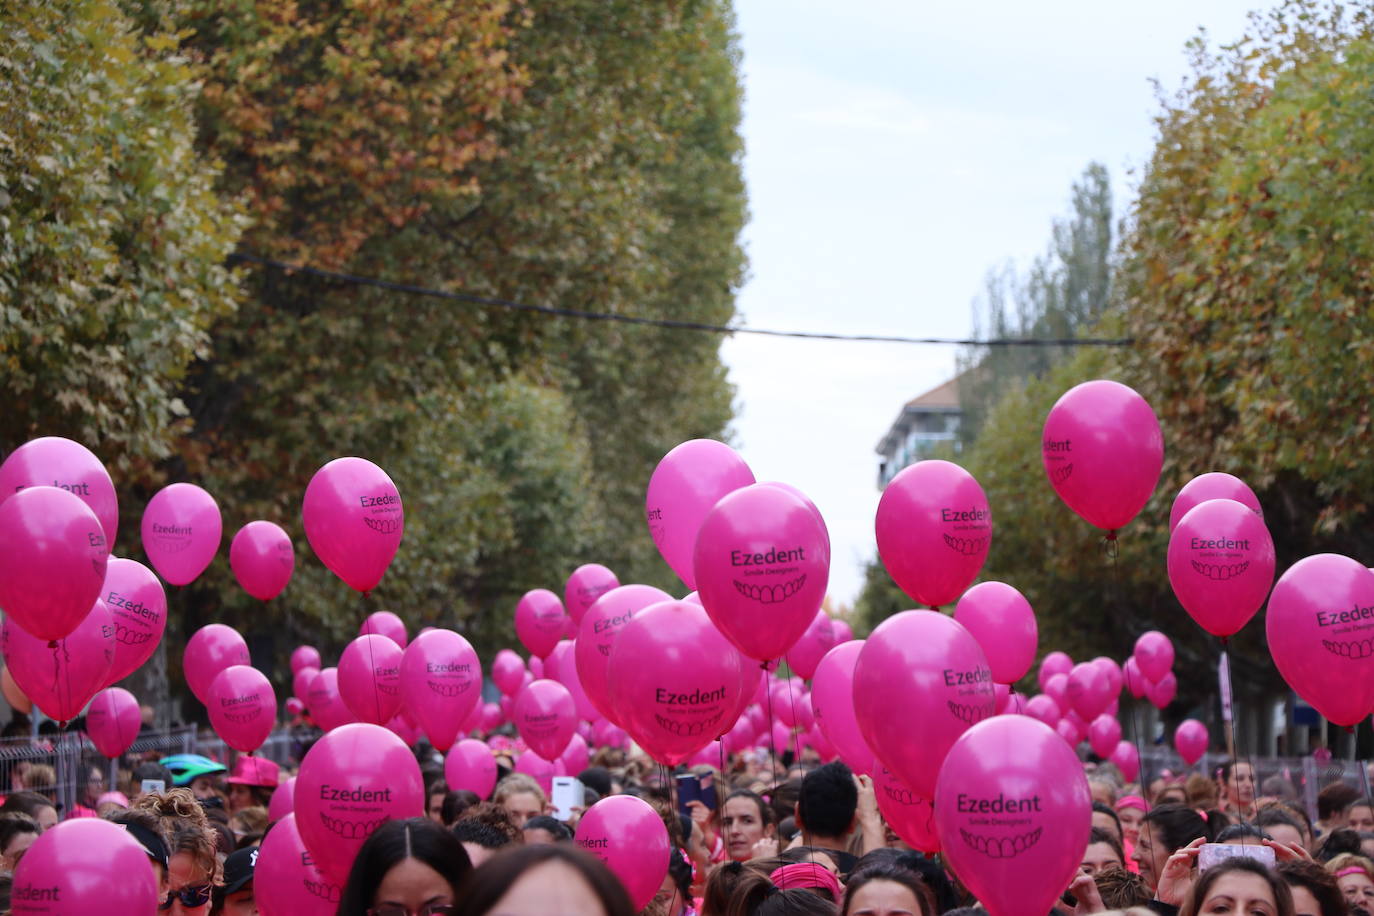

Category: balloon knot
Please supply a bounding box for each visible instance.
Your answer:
[928,605,940,612]
[1100,532,1120,560]
[1346,725,1357,735]
[1104,530,1118,541]
[46,640,57,650]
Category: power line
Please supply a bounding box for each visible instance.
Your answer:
[228,251,1135,348]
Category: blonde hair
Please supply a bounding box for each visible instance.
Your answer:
[1326,852,1374,882]
[492,773,546,806]
[21,764,55,794]
[130,788,219,880]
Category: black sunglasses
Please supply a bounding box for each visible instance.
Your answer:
[160,883,212,910]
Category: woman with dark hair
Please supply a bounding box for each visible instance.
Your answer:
[0,791,57,831]
[1260,805,1314,852]
[0,813,38,874]
[1218,760,1259,820]
[338,817,472,916]
[1179,858,1295,916]
[720,790,778,862]
[456,843,634,916]
[752,891,837,916]
[1133,804,1226,893]
[1276,859,1347,916]
[1082,826,1126,875]
[839,863,936,916]
[441,790,481,827]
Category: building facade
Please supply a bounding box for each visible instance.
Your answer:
[875,375,962,487]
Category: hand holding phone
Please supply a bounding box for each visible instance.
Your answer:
[1198,842,1276,871]
[551,777,584,822]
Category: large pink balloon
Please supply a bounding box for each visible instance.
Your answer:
[1266,554,1374,726]
[1111,741,1140,783]
[445,738,498,798]
[1037,651,1073,691]
[1133,631,1174,683]
[786,610,837,680]
[256,812,342,916]
[694,484,830,661]
[954,582,1038,684]
[564,564,621,625]
[302,457,404,594]
[86,687,141,758]
[1065,662,1112,721]
[3,599,114,723]
[399,629,481,751]
[935,716,1091,916]
[306,668,352,732]
[1088,714,1122,759]
[514,589,567,661]
[0,437,118,542]
[208,665,277,753]
[229,520,295,601]
[514,679,578,760]
[1175,719,1209,765]
[12,818,158,914]
[100,557,167,685]
[645,439,755,589]
[575,584,672,725]
[338,634,403,725]
[268,776,296,823]
[491,649,528,696]
[141,482,222,586]
[292,645,322,674]
[854,611,995,798]
[1170,472,1262,532]
[295,723,423,883]
[0,486,109,641]
[874,764,939,853]
[359,610,408,648]
[575,795,671,911]
[1168,498,1276,637]
[183,624,250,704]
[1042,379,1163,532]
[875,460,991,608]
[608,600,744,765]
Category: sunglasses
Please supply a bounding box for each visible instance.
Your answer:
[367,906,456,916]
[160,883,212,910]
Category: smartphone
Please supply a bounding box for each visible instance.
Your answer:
[1198,843,1275,871]
[551,777,584,822]
[676,772,717,817]
[140,779,165,796]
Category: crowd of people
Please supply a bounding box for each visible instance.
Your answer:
[1,730,1372,916]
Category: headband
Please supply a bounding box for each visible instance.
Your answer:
[770,862,842,899]
[120,821,169,869]
[1116,795,1148,813]
[1337,866,1370,879]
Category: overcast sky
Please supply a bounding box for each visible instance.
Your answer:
[721,0,1261,608]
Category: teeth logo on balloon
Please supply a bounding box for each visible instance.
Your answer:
[959,827,1042,858]
[880,782,916,806]
[114,624,153,646]
[427,680,472,698]
[304,879,342,903]
[653,714,712,737]
[319,813,388,839]
[363,517,400,534]
[942,534,989,557]
[222,708,262,725]
[732,575,807,604]
[946,700,994,726]
[1321,638,1374,660]
[597,644,612,658]
[1050,463,1073,485]
[1189,559,1250,581]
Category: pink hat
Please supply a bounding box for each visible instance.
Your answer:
[226,756,280,788]
[97,791,130,808]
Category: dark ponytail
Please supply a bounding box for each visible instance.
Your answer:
[1142,803,1229,855]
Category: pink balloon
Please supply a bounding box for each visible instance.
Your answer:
[854,611,995,798]
[1024,694,1061,727]
[491,649,528,696]
[575,795,672,910]
[721,715,755,754]
[935,716,1091,916]
[514,750,562,794]
[559,732,590,775]
[645,438,755,589]
[954,582,1038,684]
[293,667,320,705]
[694,484,830,661]
[1088,714,1122,758]
[302,457,403,594]
[593,719,629,750]
[564,564,621,625]
[292,645,322,674]
[256,812,342,916]
[480,702,503,732]
[86,687,141,758]
[1122,656,1149,699]
[785,610,837,680]
[1110,741,1140,783]
[295,723,423,883]
[1147,672,1178,710]
[1170,472,1263,532]
[208,665,277,753]
[575,584,672,725]
[1043,672,1068,710]
[1066,662,1112,721]
[515,589,567,660]
[338,634,403,725]
[689,740,725,768]
[286,697,305,718]
[1168,499,1276,637]
[759,481,830,553]
[12,818,158,914]
[3,599,114,723]
[445,738,499,798]
[359,610,408,648]
[1000,691,1029,716]
[1267,554,1374,725]
[874,764,939,853]
[772,720,793,757]
[0,436,118,542]
[399,629,482,752]
[547,642,599,723]
[1056,717,1084,746]
[1037,651,1073,691]
[608,600,744,765]
[528,657,544,680]
[875,460,992,608]
[1133,631,1174,683]
[306,668,352,732]
[1042,379,1163,532]
[1092,657,1124,700]
[100,557,167,686]
[832,619,853,643]
[1175,719,1209,765]
[268,776,296,822]
[515,679,578,760]
[2,668,30,715]
[229,520,294,601]
[141,482,221,586]
[386,714,421,747]
[0,486,109,641]
[183,624,250,704]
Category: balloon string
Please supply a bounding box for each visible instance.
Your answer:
[764,669,781,787]
[1359,719,1372,802]
[363,596,382,725]
[1105,533,1149,791]
[1100,530,1119,560]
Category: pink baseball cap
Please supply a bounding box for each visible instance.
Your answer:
[226,756,280,788]
[96,791,130,808]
